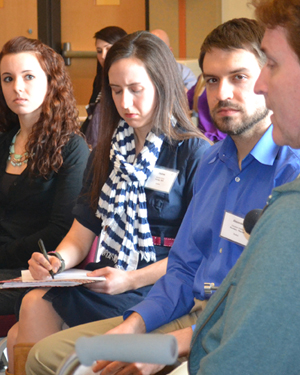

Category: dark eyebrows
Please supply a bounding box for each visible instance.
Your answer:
[109,82,142,88]
[98,43,110,48]
[203,67,251,79]
[228,67,251,74]
[203,67,249,78]
[2,69,33,76]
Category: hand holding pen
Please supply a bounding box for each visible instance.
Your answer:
[38,239,55,279]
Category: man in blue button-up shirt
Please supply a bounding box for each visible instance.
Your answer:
[25,18,300,375]
[120,18,300,333]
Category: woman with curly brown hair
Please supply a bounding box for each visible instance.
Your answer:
[0,36,90,315]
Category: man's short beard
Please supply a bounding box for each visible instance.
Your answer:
[211,101,270,136]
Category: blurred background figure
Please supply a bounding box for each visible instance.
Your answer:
[187,76,226,142]
[151,28,197,91]
[81,26,127,149]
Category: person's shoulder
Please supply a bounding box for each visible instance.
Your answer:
[61,133,90,161]
[273,175,300,196]
[250,178,300,256]
[279,144,300,163]
[275,145,300,180]
[64,133,89,151]
[197,137,226,161]
[265,177,300,219]
[180,135,210,148]
[169,135,211,158]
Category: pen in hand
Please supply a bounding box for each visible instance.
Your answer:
[38,239,55,279]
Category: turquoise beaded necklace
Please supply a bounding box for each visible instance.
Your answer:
[8,130,29,167]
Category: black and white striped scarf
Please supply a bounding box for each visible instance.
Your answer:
[96,120,163,271]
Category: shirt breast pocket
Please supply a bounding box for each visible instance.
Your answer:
[146,190,169,216]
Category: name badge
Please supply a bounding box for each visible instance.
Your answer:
[220,211,248,247]
[145,167,179,194]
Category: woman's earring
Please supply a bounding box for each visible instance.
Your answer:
[170,114,177,127]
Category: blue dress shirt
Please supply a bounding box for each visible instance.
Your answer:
[125,125,300,332]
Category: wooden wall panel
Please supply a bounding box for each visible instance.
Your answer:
[149,0,221,60]
[186,0,221,59]
[0,0,37,49]
[222,0,255,22]
[0,0,253,106]
[149,0,179,57]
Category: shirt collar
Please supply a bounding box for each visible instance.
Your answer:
[250,125,279,166]
[210,125,279,167]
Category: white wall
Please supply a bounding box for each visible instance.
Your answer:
[222,0,255,22]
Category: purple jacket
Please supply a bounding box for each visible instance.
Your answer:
[187,83,226,143]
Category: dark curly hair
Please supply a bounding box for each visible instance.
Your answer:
[0,36,83,178]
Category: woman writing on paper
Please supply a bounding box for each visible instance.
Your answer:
[7,31,211,373]
[0,36,89,316]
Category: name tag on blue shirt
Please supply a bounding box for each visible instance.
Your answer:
[220,211,248,247]
[145,167,179,194]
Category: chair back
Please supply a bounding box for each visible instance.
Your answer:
[76,236,98,269]
[0,314,16,338]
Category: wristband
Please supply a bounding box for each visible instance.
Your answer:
[48,251,65,273]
